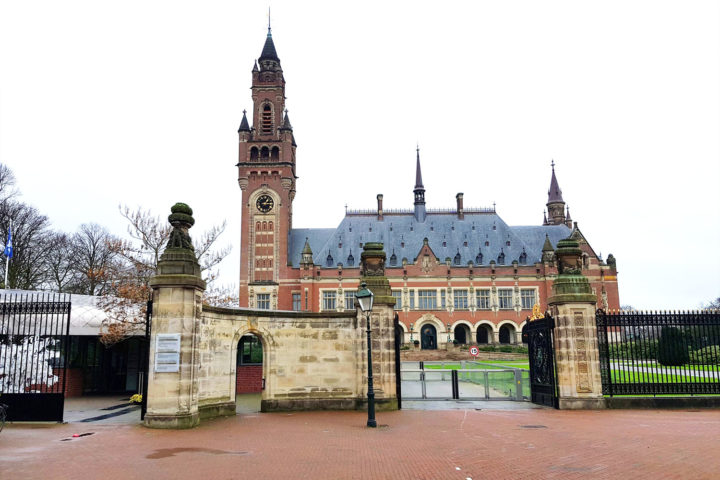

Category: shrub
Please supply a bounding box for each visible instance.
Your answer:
[498,346,514,353]
[608,340,658,360]
[656,327,690,366]
[688,346,720,365]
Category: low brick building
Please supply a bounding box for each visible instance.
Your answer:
[237,27,620,348]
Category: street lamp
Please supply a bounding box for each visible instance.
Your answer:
[356,281,376,428]
[409,323,414,342]
[447,322,451,343]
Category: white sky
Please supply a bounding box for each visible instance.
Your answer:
[0,1,718,309]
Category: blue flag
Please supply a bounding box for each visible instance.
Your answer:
[4,226,12,258]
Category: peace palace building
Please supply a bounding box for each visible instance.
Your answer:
[237,27,620,348]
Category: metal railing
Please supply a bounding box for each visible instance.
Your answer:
[596,309,720,396]
[400,361,529,401]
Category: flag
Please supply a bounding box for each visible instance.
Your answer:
[4,226,12,258]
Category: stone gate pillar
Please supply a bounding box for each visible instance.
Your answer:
[144,203,206,428]
[358,243,398,411]
[547,236,605,409]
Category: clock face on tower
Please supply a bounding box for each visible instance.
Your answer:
[256,195,274,213]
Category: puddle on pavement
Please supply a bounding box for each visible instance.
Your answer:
[146,448,249,459]
[60,432,95,441]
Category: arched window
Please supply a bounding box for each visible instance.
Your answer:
[262,221,267,231]
[271,146,280,160]
[497,249,505,265]
[250,147,259,160]
[519,248,527,265]
[326,253,334,267]
[261,146,269,159]
[347,252,354,267]
[261,104,273,135]
[475,252,483,265]
[268,221,273,231]
[256,222,261,231]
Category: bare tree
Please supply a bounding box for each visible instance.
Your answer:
[98,205,232,345]
[70,223,120,295]
[0,200,52,290]
[43,232,77,292]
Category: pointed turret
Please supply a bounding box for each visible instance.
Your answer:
[258,24,281,71]
[547,161,564,203]
[238,109,250,133]
[542,233,555,263]
[301,238,313,266]
[413,146,426,222]
[565,205,573,228]
[546,161,567,225]
[280,109,293,131]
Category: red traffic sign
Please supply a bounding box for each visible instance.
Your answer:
[469,346,479,357]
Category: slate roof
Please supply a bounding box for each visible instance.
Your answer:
[259,31,280,63]
[288,213,570,269]
[548,163,564,203]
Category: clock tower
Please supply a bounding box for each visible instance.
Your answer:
[237,25,297,309]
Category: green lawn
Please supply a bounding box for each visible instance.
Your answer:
[611,370,719,384]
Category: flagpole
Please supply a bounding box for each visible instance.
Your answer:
[4,218,10,289]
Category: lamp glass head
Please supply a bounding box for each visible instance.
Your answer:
[356,281,374,312]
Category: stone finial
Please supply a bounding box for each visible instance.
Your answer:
[548,235,595,304]
[149,203,205,291]
[360,242,386,277]
[167,203,195,251]
[606,253,617,269]
[360,242,393,305]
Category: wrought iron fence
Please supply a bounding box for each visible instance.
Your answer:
[596,309,720,396]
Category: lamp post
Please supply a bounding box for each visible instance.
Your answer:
[409,323,414,342]
[447,323,451,343]
[356,281,376,428]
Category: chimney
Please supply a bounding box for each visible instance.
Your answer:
[456,193,464,220]
[377,194,383,221]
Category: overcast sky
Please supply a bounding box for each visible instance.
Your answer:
[0,1,718,309]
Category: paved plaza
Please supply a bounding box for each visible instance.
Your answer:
[1,399,719,479]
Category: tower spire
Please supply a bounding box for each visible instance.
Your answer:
[413,146,426,222]
[546,160,567,225]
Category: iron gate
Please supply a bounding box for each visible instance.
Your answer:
[0,293,71,421]
[393,314,402,410]
[140,299,152,420]
[527,313,558,408]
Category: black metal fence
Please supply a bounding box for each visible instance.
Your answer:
[0,292,71,421]
[596,309,720,396]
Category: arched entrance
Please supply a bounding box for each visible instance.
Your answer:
[420,324,437,350]
[453,325,468,344]
[499,325,515,344]
[236,334,263,396]
[476,325,491,344]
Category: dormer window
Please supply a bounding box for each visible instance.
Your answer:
[326,253,334,267]
[347,252,354,267]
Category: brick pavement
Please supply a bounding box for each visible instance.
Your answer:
[1,408,719,479]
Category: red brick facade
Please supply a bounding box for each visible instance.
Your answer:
[237,30,620,346]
